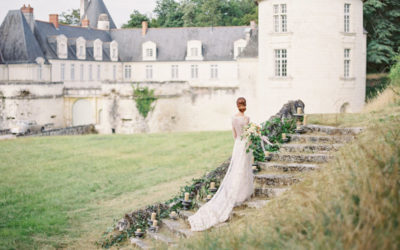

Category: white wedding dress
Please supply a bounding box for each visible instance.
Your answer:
[188,115,254,231]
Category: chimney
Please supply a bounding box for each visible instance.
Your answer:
[80,0,89,20]
[82,18,90,28]
[49,14,59,29]
[142,21,148,36]
[250,20,257,30]
[21,4,35,32]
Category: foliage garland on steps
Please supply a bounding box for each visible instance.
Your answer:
[98,112,297,248]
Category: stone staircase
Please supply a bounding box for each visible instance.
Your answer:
[129,124,363,249]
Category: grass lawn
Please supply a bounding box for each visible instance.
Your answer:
[0,130,233,249]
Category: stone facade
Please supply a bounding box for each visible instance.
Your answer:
[0,0,367,134]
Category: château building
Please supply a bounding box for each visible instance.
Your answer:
[0,0,366,134]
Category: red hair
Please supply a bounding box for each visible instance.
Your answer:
[236,97,247,112]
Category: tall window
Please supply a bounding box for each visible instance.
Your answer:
[210,65,218,79]
[171,65,179,79]
[191,65,199,79]
[124,65,131,79]
[37,64,42,80]
[273,4,287,32]
[344,49,351,78]
[146,48,153,57]
[80,64,84,81]
[60,63,65,81]
[97,65,101,80]
[146,65,153,79]
[191,48,198,57]
[275,49,287,77]
[113,65,117,80]
[344,4,350,33]
[89,65,93,81]
[71,64,75,80]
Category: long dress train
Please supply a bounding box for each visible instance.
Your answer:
[188,115,254,231]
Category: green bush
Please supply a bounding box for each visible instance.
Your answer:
[132,85,157,118]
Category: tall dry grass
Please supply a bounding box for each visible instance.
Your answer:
[178,88,400,249]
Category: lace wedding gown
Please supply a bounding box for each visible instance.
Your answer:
[188,115,254,231]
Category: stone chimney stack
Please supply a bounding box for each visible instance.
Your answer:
[80,0,89,20]
[49,14,59,29]
[142,21,148,36]
[82,18,90,28]
[21,4,35,32]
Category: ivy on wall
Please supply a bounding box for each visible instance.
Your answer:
[132,84,157,118]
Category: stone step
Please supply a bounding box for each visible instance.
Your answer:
[161,219,193,238]
[304,124,363,136]
[146,230,176,245]
[244,199,270,209]
[257,162,319,172]
[254,187,289,198]
[179,210,194,220]
[271,152,332,163]
[254,174,300,187]
[130,237,151,249]
[280,144,343,153]
[289,134,354,144]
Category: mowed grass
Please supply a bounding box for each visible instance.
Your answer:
[0,131,233,249]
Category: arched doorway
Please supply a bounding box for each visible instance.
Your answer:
[72,99,95,126]
[340,102,350,113]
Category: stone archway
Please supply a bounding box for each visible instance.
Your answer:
[340,102,350,113]
[72,99,95,126]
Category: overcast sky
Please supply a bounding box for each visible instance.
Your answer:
[0,0,157,28]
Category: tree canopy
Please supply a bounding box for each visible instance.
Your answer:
[59,9,80,25]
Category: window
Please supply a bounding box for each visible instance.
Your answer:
[191,48,198,57]
[146,48,153,57]
[113,65,117,80]
[60,63,65,81]
[112,48,116,59]
[344,4,350,33]
[274,49,287,77]
[97,65,101,80]
[210,65,218,79]
[344,49,350,78]
[191,65,199,79]
[80,64,84,81]
[238,47,244,55]
[146,65,153,79]
[79,46,84,57]
[273,4,287,32]
[124,65,131,79]
[71,64,75,80]
[89,65,93,81]
[37,64,42,80]
[171,65,179,79]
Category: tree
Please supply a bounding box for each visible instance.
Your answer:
[153,0,184,27]
[59,9,80,25]
[122,10,150,28]
[364,0,400,73]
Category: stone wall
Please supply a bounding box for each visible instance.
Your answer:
[31,124,96,137]
[0,129,10,135]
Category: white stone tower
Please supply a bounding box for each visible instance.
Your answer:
[256,0,367,118]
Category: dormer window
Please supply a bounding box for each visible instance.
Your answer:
[56,35,68,59]
[93,39,103,61]
[110,41,118,62]
[186,40,203,61]
[234,39,247,59]
[142,41,157,61]
[76,37,86,60]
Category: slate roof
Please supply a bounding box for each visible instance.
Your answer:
[240,29,258,58]
[83,0,116,30]
[111,26,249,62]
[34,20,112,61]
[0,10,44,64]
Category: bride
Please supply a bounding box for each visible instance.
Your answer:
[188,97,254,231]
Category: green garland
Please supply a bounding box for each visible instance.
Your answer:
[132,84,157,118]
